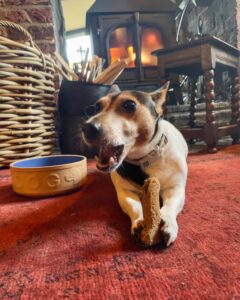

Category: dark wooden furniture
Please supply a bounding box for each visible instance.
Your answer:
[153,35,240,152]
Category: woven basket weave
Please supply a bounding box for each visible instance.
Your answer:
[0,21,56,168]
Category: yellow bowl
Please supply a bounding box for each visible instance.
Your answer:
[10,155,87,197]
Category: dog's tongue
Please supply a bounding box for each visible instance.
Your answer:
[99,145,115,165]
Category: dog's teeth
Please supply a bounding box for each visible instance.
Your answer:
[97,162,109,168]
[94,155,100,163]
[109,157,115,166]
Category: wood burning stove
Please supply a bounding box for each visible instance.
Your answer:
[86,0,179,91]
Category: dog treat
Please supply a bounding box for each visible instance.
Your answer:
[140,177,161,246]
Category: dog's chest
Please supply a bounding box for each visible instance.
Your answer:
[116,157,170,187]
[116,161,148,186]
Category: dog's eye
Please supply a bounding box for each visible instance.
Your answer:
[122,100,136,113]
[84,102,102,117]
[95,102,101,113]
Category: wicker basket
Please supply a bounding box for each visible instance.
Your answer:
[0,21,56,168]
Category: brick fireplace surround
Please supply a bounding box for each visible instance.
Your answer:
[0,0,64,54]
[186,0,240,49]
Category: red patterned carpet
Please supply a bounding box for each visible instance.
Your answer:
[0,145,240,299]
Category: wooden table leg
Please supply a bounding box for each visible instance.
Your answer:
[231,75,240,144]
[170,74,184,105]
[188,76,198,144]
[203,69,218,153]
[189,76,198,127]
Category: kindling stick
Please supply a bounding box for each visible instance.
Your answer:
[93,58,131,84]
[79,48,89,81]
[53,50,131,85]
[54,52,78,81]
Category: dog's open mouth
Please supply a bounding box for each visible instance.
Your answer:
[95,144,124,172]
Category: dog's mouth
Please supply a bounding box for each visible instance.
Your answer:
[95,144,124,172]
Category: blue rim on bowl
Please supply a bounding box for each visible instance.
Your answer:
[11,155,85,170]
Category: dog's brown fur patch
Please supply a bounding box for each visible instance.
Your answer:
[110,92,156,145]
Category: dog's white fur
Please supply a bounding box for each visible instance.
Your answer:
[111,119,188,246]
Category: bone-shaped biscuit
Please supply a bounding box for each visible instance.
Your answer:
[140,177,161,246]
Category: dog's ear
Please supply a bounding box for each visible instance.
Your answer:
[149,81,170,115]
[108,84,121,94]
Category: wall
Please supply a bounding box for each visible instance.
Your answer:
[61,0,95,32]
[0,0,58,53]
[236,0,240,48]
[186,0,239,48]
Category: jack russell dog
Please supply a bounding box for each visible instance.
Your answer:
[82,82,188,247]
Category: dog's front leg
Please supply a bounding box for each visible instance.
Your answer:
[117,189,144,236]
[160,185,185,246]
[111,173,143,235]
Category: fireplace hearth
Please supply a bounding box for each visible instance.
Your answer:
[86,0,179,91]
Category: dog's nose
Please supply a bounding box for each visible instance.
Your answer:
[82,123,102,141]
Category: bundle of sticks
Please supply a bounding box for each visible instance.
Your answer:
[53,50,131,85]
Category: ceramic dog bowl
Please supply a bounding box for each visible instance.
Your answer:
[10,155,87,197]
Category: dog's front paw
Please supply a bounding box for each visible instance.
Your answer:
[160,208,178,247]
[131,219,144,244]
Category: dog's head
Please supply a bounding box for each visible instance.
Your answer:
[82,82,169,172]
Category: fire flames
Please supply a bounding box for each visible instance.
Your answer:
[109,27,164,68]
[110,46,136,67]
[141,29,164,66]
